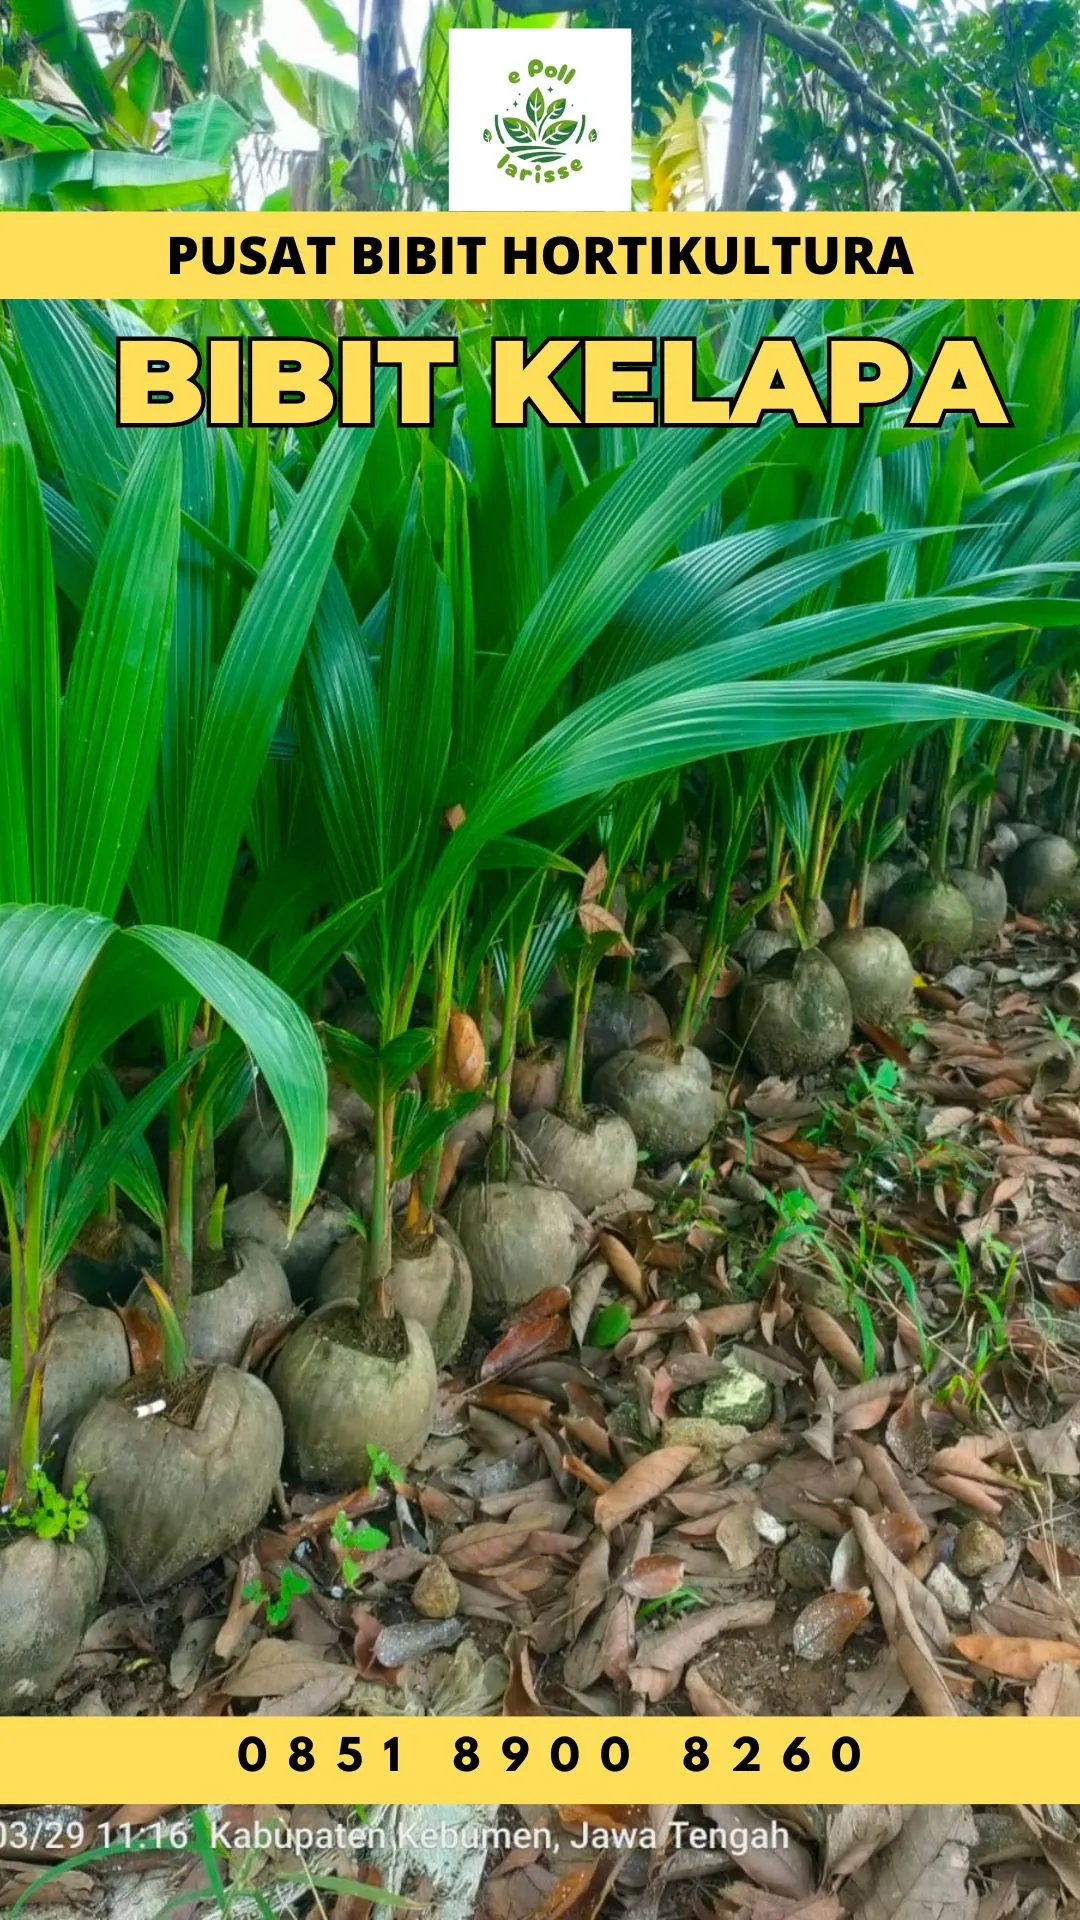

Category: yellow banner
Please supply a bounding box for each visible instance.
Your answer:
[1,1715,1076,1803]
[1,211,1079,298]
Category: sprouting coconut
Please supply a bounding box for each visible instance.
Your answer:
[984,823,1019,863]
[825,855,904,927]
[736,927,797,973]
[132,1192,293,1368]
[878,870,974,967]
[510,1039,566,1117]
[1006,820,1044,846]
[271,1302,435,1487]
[1004,834,1078,913]
[655,961,739,1062]
[590,1040,718,1161]
[867,721,974,967]
[817,791,916,1031]
[763,894,834,943]
[176,1239,293,1368]
[0,1305,131,1476]
[736,946,853,1076]
[516,1106,638,1213]
[327,1074,373,1145]
[325,1141,411,1219]
[62,1214,155,1305]
[948,866,1008,946]
[822,927,914,1030]
[490,853,645,1216]
[222,1189,352,1300]
[447,1172,581,1326]
[441,876,601,1317]
[636,928,738,1065]
[577,979,670,1074]
[65,1279,283,1594]
[668,910,706,961]
[269,1022,441,1484]
[315,1217,471,1366]
[861,860,908,923]
[0,1509,107,1712]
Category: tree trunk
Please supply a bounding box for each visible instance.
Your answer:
[720,14,764,210]
[349,0,403,209]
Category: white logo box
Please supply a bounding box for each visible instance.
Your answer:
[448,28,632,213]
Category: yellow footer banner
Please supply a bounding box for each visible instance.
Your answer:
[1,1715,1076,1802]
[2,211,1080,297]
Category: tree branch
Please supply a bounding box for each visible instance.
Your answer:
[720,12,764,207]
[495,0,968,206]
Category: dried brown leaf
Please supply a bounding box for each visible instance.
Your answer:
[1026,1660,1080,1715]
[800,1304,867,1381]
[566,1533,611,1643]
[703,1806,815,1900]
[578,902,634,955]
[580,851,607,904]
[526,1861,623,1920]
[851,1804,978,1920]
[222,1639,341,1698]
[593,1445,698,1532]
[684,1665,744,1714]
[1025,1413,1080,1476]
[621,1553,685,1599]
[885,1388,934,1475]
[630,1598,775,1682]
[953,1633,1080,1680]
[252,1669,354,1715]
[792,1590,871,1662]
[595,1231,647,1306]
[503,1631,544,1715]
[479,1314,570,1384]
[825,1804,904,1881]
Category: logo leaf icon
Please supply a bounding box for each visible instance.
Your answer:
[526,87,545,126]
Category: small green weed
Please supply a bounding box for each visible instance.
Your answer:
[638,1582,705,1620]
[924,1233,1018,1409]
[242,1563,312,1628]
[331,1508,390,1586]
[7,1468,89,1543]
[1043,1006,1080,1050]
[366,1442,404,1493]
[753,1187,847,1288]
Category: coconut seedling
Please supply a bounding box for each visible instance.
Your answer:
[515,838,645,1208]
[562,786,720,1169]
[813,727,923,1033]
[945,718,1012,943]
[8,299,378,1319]
[0,309,348,1640]
[441,872,584,1326]
[879,715,983,964]
[313,1016,481,1365]
[271,468,463,1483]
[63,1275,283,1598]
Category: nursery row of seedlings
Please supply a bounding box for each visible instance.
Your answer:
[0,294,1078,1710]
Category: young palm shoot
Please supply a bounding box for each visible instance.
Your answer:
[878,714,976,965]
[670,751,771,1049]
[445,873,583,1325]
[516,847,642,1212]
